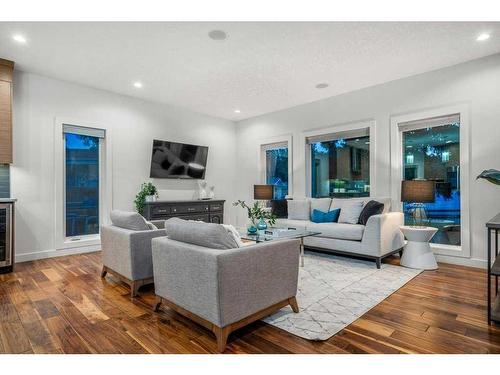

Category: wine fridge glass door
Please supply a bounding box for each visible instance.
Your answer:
[0,205,11,267]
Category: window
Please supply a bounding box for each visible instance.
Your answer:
[261,142,289,199]
[63,125,105,239]
[401,115,461,246]
[307,128,370,198]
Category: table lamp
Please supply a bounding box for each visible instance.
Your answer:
[253,184,274,230]
[254,184,274,201]
[401,180,435,226]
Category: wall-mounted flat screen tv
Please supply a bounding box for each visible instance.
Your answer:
[149,139,208,179]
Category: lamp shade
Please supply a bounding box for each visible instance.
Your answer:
[254,184,274,200]
[401,180,436,203]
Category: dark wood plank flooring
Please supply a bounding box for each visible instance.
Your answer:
[1,251,499,354]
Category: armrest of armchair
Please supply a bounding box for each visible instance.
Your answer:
[129,228,166,280]
[361,212,405,256]
[101,225,165,280]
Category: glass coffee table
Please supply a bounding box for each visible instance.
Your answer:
[238,227,321,267]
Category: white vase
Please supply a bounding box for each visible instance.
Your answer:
[209,186,215,199]
[198,180,208,200]
[145,195,156,203]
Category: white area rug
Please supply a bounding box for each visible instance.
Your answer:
[263,252,422,340]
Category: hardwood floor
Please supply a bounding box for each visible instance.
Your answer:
[1,250,499,354]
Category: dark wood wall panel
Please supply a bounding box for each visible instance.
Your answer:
[0,59,14,164]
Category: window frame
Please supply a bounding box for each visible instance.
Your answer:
[390,104,470,258]
[55,118,113,251]
[258,134,293,198]
[303,120,376,198]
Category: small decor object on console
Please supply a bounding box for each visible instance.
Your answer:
[134,182,159,215]
[233,200,277,234]
[198,180,208,200]
[209,185,215,199]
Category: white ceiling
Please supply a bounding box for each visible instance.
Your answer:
[1,22,500,121]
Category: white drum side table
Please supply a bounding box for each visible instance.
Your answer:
[400,226,438,270]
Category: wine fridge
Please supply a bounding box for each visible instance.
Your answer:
[0,202,14,274]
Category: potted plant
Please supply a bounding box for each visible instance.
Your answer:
[134,182,159,215]
[233,200,277,234]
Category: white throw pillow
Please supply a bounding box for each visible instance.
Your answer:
[309,198,332,216]
[288,200,311,221]
[221,224,244,248]
[338,201,365,224]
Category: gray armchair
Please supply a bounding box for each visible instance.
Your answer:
[100,210,166,298]
[152,235,301,352]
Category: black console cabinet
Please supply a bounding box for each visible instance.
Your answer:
[143,199,225,224]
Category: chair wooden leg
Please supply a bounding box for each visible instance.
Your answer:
[213,326,231,353]
[100,265,107,278]
[130,281,139,298]
[288,296,299,313]
[153,296,162,312]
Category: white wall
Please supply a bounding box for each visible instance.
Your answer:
[235,53,500,268]
[12,71,237,261]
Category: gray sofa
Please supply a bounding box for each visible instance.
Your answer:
[276,197,405,268]
[100,210,166,297]
[152,218,301,352]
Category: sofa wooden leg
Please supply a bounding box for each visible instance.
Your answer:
[288,296,299,313]
[153,296,162,312]
[213,326,231,353]
[100,265,107,278]
[376,258,381,269]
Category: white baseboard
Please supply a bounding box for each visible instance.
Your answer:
[435,254,487,269]
[15,244,101,263]
[14,243,487,270]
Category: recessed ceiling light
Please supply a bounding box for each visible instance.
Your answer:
[477,33,490,41]
[12,34,27,44]
[208,30,227,40]
[133,82,143,88]
[234,109,241,114]
[315,83,329,89]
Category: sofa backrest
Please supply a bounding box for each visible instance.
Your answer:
[286,196,392,221]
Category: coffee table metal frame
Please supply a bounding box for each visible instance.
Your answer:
[239,227,321,267]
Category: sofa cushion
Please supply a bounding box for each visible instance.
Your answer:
[164,218,239,250]
[338,200,364,224]
[287,200,310,221]
[331,197,392,213]
[275,218,308,231]
[311,208,340,223]
[306,222,365,241]
[309,198,332,216]
[110,210,150,231]
[221,224,244,247]
[358,200,384,225]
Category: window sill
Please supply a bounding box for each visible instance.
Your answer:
[57,235,101,250]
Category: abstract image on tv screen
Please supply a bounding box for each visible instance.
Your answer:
[150,140,208,179]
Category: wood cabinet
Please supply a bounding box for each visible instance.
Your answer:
[143,199,225,224]
[0,59,14,164]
